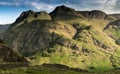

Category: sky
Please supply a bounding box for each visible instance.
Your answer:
[0,0,120,24]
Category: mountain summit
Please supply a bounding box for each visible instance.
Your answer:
[50,5,84,20]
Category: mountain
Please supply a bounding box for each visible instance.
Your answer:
[3,5,120,71]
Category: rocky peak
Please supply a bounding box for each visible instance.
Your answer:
[51,5,76,13]
[50,5,84,20]
[15,10,35,23]
[14,10,51,24]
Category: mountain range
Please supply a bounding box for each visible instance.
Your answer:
[2,5,120,73]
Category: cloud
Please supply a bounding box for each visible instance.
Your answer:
[114,0,120,10]
[0,0,119,14]
[31,2,58,12]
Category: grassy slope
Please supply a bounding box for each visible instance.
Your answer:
[28,18,120,72]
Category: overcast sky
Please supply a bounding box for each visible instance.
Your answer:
[0,0,120,24]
